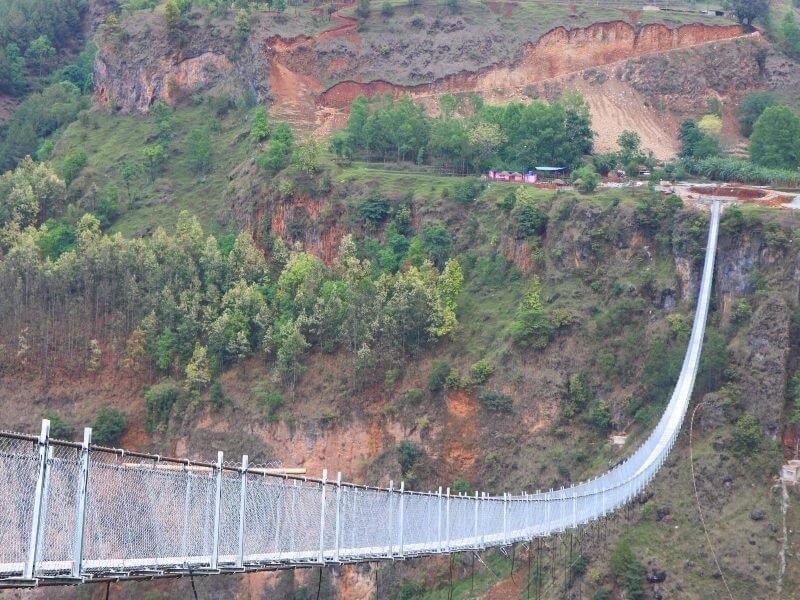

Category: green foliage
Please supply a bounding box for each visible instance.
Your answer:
[343,92,592,171]
[0,156,66,228]
[44,409,75,440]
[250,106,270,142]
[750,105,800,169]
[381,1,393,16]
[592,152,617,176]
[469,360,495,384]
[564,372,592,418]
[397,440,421,475]
[733,414,761,452]
[92,406,127,446]
[292,137,321,175]
[428,360,452,392]
[186,127,212,173]
[253,385,284,422]
[782,12,800,59]
[510,276,553,349]
[573,164,600,193]
[683,156,800,187]
[609,539,646,600]
[738,92,778,137]
[60,150,87,185]
[143,381,180,433]
[421,222,452,267]
[588,400,611,431]
[452,479,469,494]
[724,0,768,28]
[37,218,75,259]
[356,0,370,18]
[617,130,642,164]
[450,178,485,204]
[0,80,87,171]
[257,122,294,174]
[679,120,720,159]
[478,390,513,413]
[514,190,548,237]
[142,144,166,181]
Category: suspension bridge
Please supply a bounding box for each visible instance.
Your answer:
[0,201,721,589]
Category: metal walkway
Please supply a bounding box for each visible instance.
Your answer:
[0,201,721,588]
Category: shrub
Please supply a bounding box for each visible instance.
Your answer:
[428,360,452,392]
[469,360,495,384]
[510,277,553,349]
[254,385,284,422]
[733,414,761,452]
[92,406,127,446]
[44,410,75,440]
[397,440,422,474]
[144,381,181,433]
[683,156,800,187]
[451,178,485,204]
[356,193,390,225]
[401,388,424,405]
[609,539,646,600]
[588,400,611,431]
[452,478,469,494]
[515,197,548,237]
[60,150,87,185]
[573,164,600,193]
[479,391,513,413]
[592,153,617,176]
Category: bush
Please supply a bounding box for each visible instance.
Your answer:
[254,386,284,422]
[452,478,469,494]
[397,440,422,474]
[592,153,617,176]
[451,178,485,204]
[60,150,87,185]
[401,388,424,405]
[479,391,513,413]
[44,410,75,440]
[573,164,600,192]
[733,414,761,452]
[469,360,495,384]
[683,156,800,187]
[92,406,127,446]
[356,193,390,225]
[609,540,646,600]
[144,381,181,433]
[428,360,452,392]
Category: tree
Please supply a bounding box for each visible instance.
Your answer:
[185,344,211,394]
[724,0,769,28]
[617,130,642,162]
[781,11,800,59]
[92,406,127,446]
[697,114,723,137]
[467,122,506,170]
[510,277,553,349]
[250,106,270,142]
[0,43,26,95]
[356,0,370,18]
[143,144,166,181]
[0,156,66,227]
[292,136,321,175]
[164,0,182,31]
[679,120,719,159]
[275,0,287,14]
[186,127,212,173]
[573,164,600,192]
[749,105,800,170]
[236,9,251,42]
[738,92,777,137]
[24,36,55,76]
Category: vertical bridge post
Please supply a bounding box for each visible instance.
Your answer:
[502,493,508,544]
[318,469,328,564]
[334,472,342,562]
[211,451,223,571]
[71,427,92,579]
[398,481,405,558]
[437,487,443,552]
[24,419,51,581]
[236,455,248,569]
[387,480,394,558]
[445,487,451,551]
[473,491,479,548]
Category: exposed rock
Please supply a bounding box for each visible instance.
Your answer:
[656,506,670,521]
[648,569,667,583]
[750,509,765,521]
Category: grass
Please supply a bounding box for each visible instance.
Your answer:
[53,102,254,236]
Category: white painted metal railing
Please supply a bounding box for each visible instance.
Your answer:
[0,201,721,587]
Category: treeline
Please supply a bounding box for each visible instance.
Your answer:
[0,0,86,94]
[331,92,594,173]
[0,211,463,390]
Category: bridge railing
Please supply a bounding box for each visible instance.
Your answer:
[0,201,720,586]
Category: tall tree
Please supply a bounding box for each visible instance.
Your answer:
[749,105,800,169]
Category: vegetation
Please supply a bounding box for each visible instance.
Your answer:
[749,105,800,169]
[337,92,593,172]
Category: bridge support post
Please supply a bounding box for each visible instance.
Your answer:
[318,469,328,564]
[387,480,394,558]
[180,461,192,567]
[445,487,451,552]
[572,492,577,529]
[502,493,508,544]
[236,455,249,569]
[23,419,51,581]
[473,491,479,548]
[211,451,223,571]
[398,481,405,558]
[71,427,92,579]
[437,487,443,552]
[334,472,342,562]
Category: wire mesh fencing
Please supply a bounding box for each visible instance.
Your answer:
[0,205,719,586]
